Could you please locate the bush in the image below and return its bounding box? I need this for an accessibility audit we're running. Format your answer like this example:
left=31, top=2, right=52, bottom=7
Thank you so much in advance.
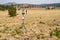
left=49, top=28, right=60, bottom=38
left=0, top=5, right=6, bottom=11
left=8, top=6, right=16, bottom=17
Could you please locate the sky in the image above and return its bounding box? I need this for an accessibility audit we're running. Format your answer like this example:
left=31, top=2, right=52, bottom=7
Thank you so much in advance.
left=0, top=0, right=60, bottom=4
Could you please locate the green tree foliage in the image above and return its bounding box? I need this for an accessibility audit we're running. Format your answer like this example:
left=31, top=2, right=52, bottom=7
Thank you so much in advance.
left=0, top=5, right=6, bottom=11
left=8, top=6, right=16, bottom=17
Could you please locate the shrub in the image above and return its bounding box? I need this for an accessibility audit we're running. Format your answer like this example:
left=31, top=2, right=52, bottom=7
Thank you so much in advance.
left=8, top=6, right=16, bottom=17
left=0, top=7, right=5, bottom=11
left=0, top=5, right=6, bottom=11
left=49, top=28, right=60, bottom=38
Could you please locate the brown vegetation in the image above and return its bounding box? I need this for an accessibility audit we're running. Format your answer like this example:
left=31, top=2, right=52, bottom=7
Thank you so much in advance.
left=0, top=9, right=60, bottom=40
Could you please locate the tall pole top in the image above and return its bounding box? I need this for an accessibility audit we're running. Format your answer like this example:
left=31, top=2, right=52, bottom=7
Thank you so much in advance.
left=22, top=8, right=25, bottom=15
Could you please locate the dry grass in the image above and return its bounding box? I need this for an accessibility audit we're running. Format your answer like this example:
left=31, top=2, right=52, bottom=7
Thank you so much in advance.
left=0, top=9, right=60, bottom=40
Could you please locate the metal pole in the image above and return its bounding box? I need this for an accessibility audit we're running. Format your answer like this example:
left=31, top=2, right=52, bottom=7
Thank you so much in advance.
left=21, top=9, right=25, bottom=28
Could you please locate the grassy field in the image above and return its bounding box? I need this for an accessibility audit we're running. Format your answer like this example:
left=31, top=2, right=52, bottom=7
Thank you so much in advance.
left=0, top=9, right=60, bottom=40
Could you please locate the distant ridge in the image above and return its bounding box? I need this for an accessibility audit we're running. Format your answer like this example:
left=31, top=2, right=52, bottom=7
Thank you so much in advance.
left=15, top=3, right=60, bottom=8
left=41, top=3, right=60, bottom=7
left=3, top=2, right=17, bottom=5
left=15, top=3, right=60, bottom=6
left=1, top=2, right=60, bottom=7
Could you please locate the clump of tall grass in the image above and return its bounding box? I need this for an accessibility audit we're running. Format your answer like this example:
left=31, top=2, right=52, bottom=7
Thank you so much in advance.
left=47, top=19, right=60, bottom=27
left=38, top=19, right=46, bottom=24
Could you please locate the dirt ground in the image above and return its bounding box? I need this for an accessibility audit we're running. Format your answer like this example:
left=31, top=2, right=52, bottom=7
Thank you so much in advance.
left=0, top=9, right=60, bottom=40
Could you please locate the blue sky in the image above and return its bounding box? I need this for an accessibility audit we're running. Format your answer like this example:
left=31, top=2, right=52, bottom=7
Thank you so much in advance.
left=0, top=0, right=60, bottom=4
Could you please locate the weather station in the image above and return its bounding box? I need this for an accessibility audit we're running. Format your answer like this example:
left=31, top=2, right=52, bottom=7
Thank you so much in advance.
left=20, top=8, right=27, bottom=34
